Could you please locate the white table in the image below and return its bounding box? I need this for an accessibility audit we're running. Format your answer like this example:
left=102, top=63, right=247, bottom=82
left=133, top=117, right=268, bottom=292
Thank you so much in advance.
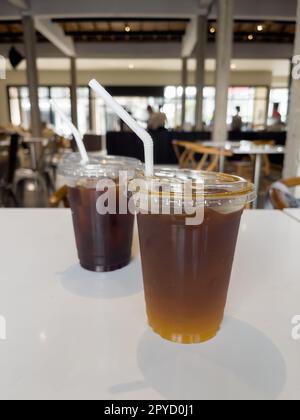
left=199, top=141, right=285, bottom=209
left=0, top=209, right=300, bottom=400
left=284, top=209, right=300, bottom=223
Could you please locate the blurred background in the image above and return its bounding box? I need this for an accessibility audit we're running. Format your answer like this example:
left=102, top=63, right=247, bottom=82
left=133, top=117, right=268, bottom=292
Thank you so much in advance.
left=0, top=0, right=299, bottom=209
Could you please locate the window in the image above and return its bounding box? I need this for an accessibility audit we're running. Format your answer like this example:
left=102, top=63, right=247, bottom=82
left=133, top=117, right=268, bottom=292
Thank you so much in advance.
left=253, top=87, right=269, bottom=129
left=19, top=87, right=30, bottom=130
left=8, top=84, right=271, bottom=133
left=77, top=87, right=90, bottom=135
left=8, top=86, right=164, bottom=135
left=183, top=86, right=216, bottom=128
left=203, top=87, right=215, bottom=127
left=228, top=87, right=255, bottom=126
left=50, top=87, right=72, bottom=135
left=8, top=85, right=91, bottom=136
left=91, top=94, right=163, bottom=133
left=39, top=87, right=51, bottom=126
left=163, top=85, right=269, bottom=130
left=227, top=87, right=268, bottom=130
left=268, top=88, right=289, bottom=124
left=163, top=86, right=183, bottom=129
left=8, top=87, right=21, bottom=127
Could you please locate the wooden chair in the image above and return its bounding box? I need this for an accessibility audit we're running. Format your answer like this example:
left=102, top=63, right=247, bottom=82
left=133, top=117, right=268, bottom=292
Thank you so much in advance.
left=173, top=140, right=232, bottom=171
left=229, top=140, right=276, bottom=182
left=269, top=177, right=300, bottom=210
left=173, top=140, right=194, bottom=168
left=48, top=185, right=69, bottom=208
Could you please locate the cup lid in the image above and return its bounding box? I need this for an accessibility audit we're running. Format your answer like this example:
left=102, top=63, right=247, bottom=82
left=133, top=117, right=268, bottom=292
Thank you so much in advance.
left=139, top=168, right=256, bottom=204
left=58, top=153, right=143, bottom=179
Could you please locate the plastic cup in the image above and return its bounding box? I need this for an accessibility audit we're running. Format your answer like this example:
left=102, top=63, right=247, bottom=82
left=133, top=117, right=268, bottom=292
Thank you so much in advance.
left=59, top=153, right=142, bottom=272
left=136, top=169, right=255, bottom=344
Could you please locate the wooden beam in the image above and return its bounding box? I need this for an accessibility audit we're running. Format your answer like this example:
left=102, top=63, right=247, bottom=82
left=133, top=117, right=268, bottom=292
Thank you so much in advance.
left=34, top=18, right=76, bottom=57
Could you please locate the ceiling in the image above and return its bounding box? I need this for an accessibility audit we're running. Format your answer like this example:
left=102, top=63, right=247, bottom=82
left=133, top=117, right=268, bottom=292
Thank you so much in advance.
left=0, top=18, right=296, bottom=45
left=0, top=18, right=189, bottom=43
left=0, top=0, right=297, bottom=21
left=7, top=58, right=290, bottom=77
left=56, top=18, right=188, bottom=43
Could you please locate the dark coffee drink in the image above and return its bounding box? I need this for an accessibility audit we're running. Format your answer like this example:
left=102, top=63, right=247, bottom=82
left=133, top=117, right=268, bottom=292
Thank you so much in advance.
left=58, top=153, right=141, bottom=272
left=69, top=185, right=134, bottom=272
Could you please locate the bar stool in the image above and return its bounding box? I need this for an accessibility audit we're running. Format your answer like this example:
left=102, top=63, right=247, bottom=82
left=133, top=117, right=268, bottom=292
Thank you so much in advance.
left=13, top=138, right=49, bottom=207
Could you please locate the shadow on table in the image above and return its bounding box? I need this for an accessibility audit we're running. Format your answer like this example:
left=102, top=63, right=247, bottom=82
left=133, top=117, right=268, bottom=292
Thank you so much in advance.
left=110, top=317, right=287, bottom=400
left=59, top=257, right=143, bottom=300
left=59, top=233, right=143, bottom=299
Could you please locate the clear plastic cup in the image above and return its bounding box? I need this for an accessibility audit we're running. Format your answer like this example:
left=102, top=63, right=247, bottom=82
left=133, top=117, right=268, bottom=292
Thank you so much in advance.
left=59, top=153, right=142, bottom=272
left=136, top=169, right=255, bottom=344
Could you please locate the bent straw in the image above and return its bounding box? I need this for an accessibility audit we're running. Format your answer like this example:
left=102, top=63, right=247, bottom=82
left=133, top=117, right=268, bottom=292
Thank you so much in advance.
left=51, top=100, right=89, bottom=164
left=89, top=79, right=154, bottom=177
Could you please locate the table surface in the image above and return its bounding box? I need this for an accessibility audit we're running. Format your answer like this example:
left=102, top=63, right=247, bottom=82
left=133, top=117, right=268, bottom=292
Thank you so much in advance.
left=0, top=209, right=300, bottom=401
left=283, top=208, right=300, bottom=222
left=200, top=141, right=285, bottom=155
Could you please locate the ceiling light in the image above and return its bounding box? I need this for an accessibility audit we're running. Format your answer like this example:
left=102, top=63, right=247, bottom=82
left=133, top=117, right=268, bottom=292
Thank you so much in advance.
left=210, top=27, right=216, bottom=34
left=248, top=34, right=254, bottom=41
left=257, top=25, right=264, bottom=32
left=125, top=25, right=131, bottom=32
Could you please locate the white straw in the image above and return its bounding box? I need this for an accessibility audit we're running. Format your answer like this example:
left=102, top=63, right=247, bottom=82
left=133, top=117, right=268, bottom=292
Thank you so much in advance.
left=51, top=100, right=89, bottom=164
left=89, top=79, right=154, bottom=177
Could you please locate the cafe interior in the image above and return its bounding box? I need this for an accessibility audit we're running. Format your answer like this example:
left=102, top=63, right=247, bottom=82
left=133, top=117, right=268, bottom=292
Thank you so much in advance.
left=0, top=0, right=300, bottom=401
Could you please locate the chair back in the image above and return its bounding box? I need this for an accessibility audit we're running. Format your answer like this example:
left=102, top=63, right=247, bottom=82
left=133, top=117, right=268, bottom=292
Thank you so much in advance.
left=172, top=140, right=192, bottom=168
left=48, top=185, right=69, bottom=208
left=173, top=140, right=232, bottom=171
left=269, top=177, right=300, bottom=210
